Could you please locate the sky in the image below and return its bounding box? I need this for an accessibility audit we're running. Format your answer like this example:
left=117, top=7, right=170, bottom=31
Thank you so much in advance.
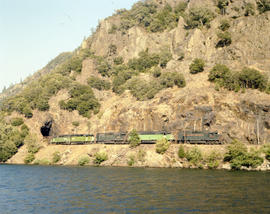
left=0, top=0, right=138, bottom=91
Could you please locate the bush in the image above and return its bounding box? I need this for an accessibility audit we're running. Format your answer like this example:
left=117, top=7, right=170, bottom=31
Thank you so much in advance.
left=257, top=0, right=270, bottom=13
left=185, top=7, right=215, bottom=29
left=25, top=134, right=40, bottom=154
left=88, top=76, right=111, bottom=90
left=219, top=19, right=230, bottom=31
left=152, top=67, right=161, bottom=78
left=245, top=3, right=255, bottom=16
left=185, top=147, right=203, bottom=165
left=78, top=156, right=90, bottom=166
left=34, top=159, right=50, bottom=165
left=159, top=49, right=172, bottom=68
left=129, top=129, right=141, bottom=148
left=178, top=145, right=185, bottom=158
left=149, top=4, right=178, bottom=32
left=156, top=138, right=170, bottom=154
left=189, top=58, right=205, bottom=74
left=206, top=151, right=221, bottom=169
left=128, top=51, right=160, bottom=72
left=262, top=144, right=270, bottom=161
left=137, top=149, right=146, bottom=162
left=159, top=72, right=186, bottom=88
left=217, top=0, right=229, bottom=15
left=113, top=57, right=124, bottom=65
left=216, top=31, right=232, bottom=47
left=24, top=153, right=35, bottom=164
left=59, top=84, right=100, bottom=118
left=224, top=140, right=263, bottom=170
left=238, top=68, right=267, bottom=91
left=127, top=78, right=161, bottom=100
left=10, top=118, right=24, bottom=126
left=93, top=152, right=108, bottom=165
left=174, top=2, right=188, bottom=17
left=52, top=151, right=61, bottom=163
left=127, top=155, right=135, bottom=166
left=108, top=44, right=117, bottom=56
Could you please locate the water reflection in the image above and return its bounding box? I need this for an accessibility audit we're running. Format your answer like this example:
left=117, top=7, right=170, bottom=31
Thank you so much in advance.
left=0, top=165, right=269, bottom=214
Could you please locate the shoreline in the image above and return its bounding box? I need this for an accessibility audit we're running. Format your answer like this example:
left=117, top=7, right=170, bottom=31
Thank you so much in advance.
left=5, top=144, right=270, bottom=171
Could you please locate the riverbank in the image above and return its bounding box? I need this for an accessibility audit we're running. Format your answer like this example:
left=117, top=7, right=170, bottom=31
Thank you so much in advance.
left=6, top=143, right=270, bottom=171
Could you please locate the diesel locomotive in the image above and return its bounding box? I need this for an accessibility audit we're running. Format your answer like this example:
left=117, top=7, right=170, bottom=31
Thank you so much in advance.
left=50, top=130, right=221, bottom=145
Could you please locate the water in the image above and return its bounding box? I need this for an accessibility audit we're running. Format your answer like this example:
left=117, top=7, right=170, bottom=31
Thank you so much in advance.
left=0, top=165, right=269, bottom=214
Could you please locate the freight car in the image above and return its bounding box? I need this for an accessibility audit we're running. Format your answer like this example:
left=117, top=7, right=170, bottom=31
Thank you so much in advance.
left=177, top=131, right=220, bottom=144
left=51, top=134, right=94, bottom=145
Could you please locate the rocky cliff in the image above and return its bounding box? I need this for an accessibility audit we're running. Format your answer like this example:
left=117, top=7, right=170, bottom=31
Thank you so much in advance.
left=1, top=0, right=270, bottom=164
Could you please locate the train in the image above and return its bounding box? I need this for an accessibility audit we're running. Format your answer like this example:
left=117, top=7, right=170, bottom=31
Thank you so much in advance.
left=50, top=130, right=221, bottom=145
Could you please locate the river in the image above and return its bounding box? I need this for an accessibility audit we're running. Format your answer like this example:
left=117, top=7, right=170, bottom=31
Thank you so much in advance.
left=0, top=165, right=269, bottom=214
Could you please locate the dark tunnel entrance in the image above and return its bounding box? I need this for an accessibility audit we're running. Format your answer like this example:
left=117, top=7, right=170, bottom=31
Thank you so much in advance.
left=40, top=120, right=53, bottom=137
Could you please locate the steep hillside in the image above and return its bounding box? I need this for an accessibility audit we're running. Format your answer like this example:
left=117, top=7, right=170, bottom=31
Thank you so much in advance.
left=1, top=0, right=270, bottom=166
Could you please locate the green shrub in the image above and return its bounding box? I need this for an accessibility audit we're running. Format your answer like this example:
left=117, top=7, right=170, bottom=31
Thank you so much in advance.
left=108, top=44, right=117, bottom=56
left=113, top=57, right=124, bottom=65
left=216, top=31, right=232, bottom=47
left=93, top=152, right=108, bottom=165
left=149, top=4, right=178, bottom=32
left=174, top=2, right=188, bottom=17
left=178, top=145, right=185, bottom=158
left=129, top=129, right=141, bottom=148
left=119, top=2, right=157, bottom=31
left=127, top=155, right=135, bottom=166
left=262, top=144, right=270, bottom=161
left=224, top=140, right=263, bottom=170
left=156, top=138, right=170, bottom=154
left=0, top=140, right=18, bottom=162
left=189, top=58, right=205, bottom=74
left=152, top=67, right=162, bottom=78
left=78, top=156, right=90, bottom=166
left=10, top=118, right=24, bottom=126
left=34, top=159, right=50, bottom=165
left=25, top=134, right=40, bottom=154
left=24, top=153, right=35, bottom=164
left=238, top=68, right=267, bottom=91
left=206, top=151, right=221, bottom=169
left=159, top=49, right=172, bottom=68
left=217, top=0, right=229, bottom=15
left=72, top=121, right=80, bottom=127
left=137, top=149, right=146, bottom=162
left=22, top=106, right=33, bottom=118
left=159, top=72, right=186, bottom=88
left=185, top=147, right=203, bottom=165
left=52, top=151, right=61, bottom=163
left=257, top=0, right=270, bottom=13
left=88, top=76, right=111, bottom=90
left=208, top=64, right=231, bottom=82
left=109, top=24, right=118, bottom=34
left=128, top=51, right=160, bottom=72
left=127, top=77, right=161, bottom=100
left=59, top=84, right=100, bottom=118
left=219, top=19, right=230, bottom=31
left=185, top=7, right=215, bottom=29
left=245, top=3, right=255, bottom=16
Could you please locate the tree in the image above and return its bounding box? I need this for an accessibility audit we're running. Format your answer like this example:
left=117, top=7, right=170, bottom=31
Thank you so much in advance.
left=216, top=31, right=232, bottom=48
left=185, top=7, right=215, bottom=29
left=257, top=0, right=270, bottom=13
left=129, top=129, right=141, bottom=148
left=189, top=58, right=205, bottom=74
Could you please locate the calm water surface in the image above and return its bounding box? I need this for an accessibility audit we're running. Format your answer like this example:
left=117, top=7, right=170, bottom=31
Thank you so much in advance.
left=0, top=165, right=269, bottom=214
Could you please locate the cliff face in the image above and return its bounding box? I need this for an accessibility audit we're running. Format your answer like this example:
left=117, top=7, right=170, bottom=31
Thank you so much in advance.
left=2, top=0, right=270, bottom=164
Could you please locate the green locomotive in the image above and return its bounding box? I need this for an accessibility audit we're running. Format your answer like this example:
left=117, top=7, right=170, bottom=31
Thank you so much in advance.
left=51, top=134, right=94, bottom=145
